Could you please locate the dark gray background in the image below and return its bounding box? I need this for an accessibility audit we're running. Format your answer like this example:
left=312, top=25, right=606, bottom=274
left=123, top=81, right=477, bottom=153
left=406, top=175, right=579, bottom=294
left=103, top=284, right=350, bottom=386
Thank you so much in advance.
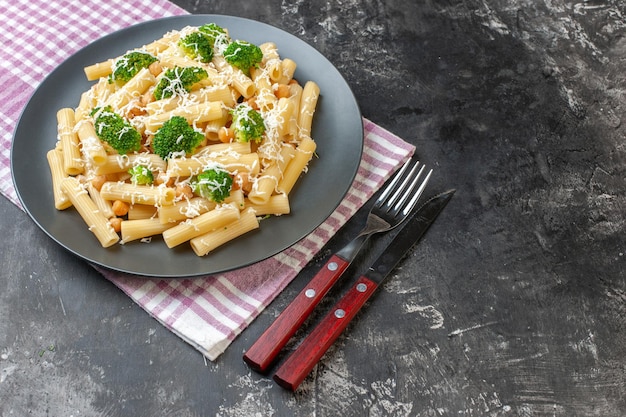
left=2, top=1, right=624, bottom=416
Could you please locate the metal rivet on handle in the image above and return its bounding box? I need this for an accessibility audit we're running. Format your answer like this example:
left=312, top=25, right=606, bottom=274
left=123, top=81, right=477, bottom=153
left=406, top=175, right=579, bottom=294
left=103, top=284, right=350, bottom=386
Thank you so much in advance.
left=356, top=283, right=368, bottom=293
left=305, top=289, right=316, bottom=298
left=334, top=309, right=346, bottom=319
left=327, top=262, right=338, bottom=271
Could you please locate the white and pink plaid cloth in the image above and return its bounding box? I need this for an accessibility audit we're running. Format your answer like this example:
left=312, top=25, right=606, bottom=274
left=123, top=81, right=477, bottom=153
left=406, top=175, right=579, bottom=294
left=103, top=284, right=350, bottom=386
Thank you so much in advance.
left=0, top=0, right=415, bottom=359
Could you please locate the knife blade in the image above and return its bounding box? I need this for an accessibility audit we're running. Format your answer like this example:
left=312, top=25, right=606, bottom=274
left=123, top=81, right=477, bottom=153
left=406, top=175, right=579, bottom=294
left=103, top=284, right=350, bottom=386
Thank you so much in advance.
left=272, top=188, right=455, bottom=391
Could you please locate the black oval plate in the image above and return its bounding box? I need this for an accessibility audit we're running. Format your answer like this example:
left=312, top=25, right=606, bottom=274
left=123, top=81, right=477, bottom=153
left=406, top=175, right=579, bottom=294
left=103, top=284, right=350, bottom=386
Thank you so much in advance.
left=11, top=15, right=363, bottom=278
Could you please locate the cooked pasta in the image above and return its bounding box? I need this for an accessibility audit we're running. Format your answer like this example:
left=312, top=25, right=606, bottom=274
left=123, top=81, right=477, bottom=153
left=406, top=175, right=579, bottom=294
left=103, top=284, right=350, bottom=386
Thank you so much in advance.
left=48, top=22, right=321, bottom=256
left=60, top=177, right=120, bottom=248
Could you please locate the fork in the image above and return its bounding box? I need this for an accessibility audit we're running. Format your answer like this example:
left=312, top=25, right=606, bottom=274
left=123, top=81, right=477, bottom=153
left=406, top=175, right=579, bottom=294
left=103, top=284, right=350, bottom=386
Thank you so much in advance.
left=243, top=158, right=432, bottom=372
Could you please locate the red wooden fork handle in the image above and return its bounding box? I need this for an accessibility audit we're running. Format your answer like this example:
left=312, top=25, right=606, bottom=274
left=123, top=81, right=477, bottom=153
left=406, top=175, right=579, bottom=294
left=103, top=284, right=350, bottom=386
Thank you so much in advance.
left=243, top=255, right=350, bottom=373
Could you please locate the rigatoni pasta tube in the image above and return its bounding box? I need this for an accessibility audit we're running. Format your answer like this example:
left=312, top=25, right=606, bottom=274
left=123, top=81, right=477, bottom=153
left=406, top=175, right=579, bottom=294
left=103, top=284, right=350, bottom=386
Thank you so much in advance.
left=244, top=194, right=290, bottom=216
left=92, top=77, right=117, bottom=103
left=230, top=69, right=256, bottom=99
left=105, top=67, right=156, bottom=109
left=285, top=83, right=303, bottom=141
left=60, top=177, right=119, bottom=247
left=266, top=60, right=283, bottom=83
left=56, top=108, right=84, bottom=175
left=272, top=97, right=295, bottom=139
left=214, top=56, right=256, bottom=98
left=162, top=204, right=240, bottom=248
left=46, top=149, right=72, bottom=210
left=93, top=153, right=167, bottom=176
left=146, top=85, right=236, bottom=115
left=166, top=152, right=261, bottom=177
left=225, top=189, right=245, bottom=211
left=248, top=164, right=280, bottom=205
left=75, top=91, right=96, bottom=121
left=158, top=56, right=219, bottom=82
left=144, top=31, right=181, bottom=55
left=157, top=191, right=243, bottom=224
left=76, top=79, right=115, bottom=119
left=84, top=59, right=114, bottom=81
left=251, top=68, right=277, bottom=112
left=144, top=101, right=223, bottom=132
left=76, top=120, right=107, bottom=166
left=248, top=145, right=295, bottom=205
left=204, top=110, right=229, bottom=141
left=190, top=208, right=259, bottom=256
left=155, top=53, right=196, bottom=69
left=297, top=81, right=320, bottom=139
left=259, top=42, right=280, bottom=62
left=279, top=58, right=297, bottom=84
left=127, top=204, right=158, bottom=220
left=87, top=183, right=114, bottom=219
left=196, top=84, right=237, bottom=107
left=100, top=182, right=176, bottom=206
left=120, top=218, right=174, bottom=243
left=278, top=137, right=316, bottom=195
left=158, top=197, right=215, bottom=224
left=196, top=141, right=251, bottom=156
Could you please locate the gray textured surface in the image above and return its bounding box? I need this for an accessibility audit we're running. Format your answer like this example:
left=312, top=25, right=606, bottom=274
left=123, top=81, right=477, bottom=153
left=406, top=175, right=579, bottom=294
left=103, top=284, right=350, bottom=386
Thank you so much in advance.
left=2, top=0, right=625, bottom=416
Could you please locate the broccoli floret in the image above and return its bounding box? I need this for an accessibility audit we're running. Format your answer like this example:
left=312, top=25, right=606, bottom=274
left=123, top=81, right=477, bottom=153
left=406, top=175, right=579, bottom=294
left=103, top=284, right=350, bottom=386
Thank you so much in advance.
left=91, top=106, right=142, bottom=155
left=191, top=166, right=233, bottom=203
left=152, top=116, right=205, bottom=159
left=178, top=31, right=214, bottom=63
left=109, top=51, right=157, bottom=84
left=198, top=23, right=230, bottom=52
left=198, top=23, right=230, bottom=55
left=128, top=165, right=154, bottom=185
left=230, top=103, right=266, bottom=143
left=223, top=40, right=263, bottom=75
left=199, top=23, right=227, bottom=38
left=153, top=66, right=208, bottom=100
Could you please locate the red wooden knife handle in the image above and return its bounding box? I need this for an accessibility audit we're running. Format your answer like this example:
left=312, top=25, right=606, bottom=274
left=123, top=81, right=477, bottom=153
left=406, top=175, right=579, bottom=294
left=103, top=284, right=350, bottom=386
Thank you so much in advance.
left=243, top=254, right=350, bottom=373
left=273, top=275, right=378, bottom=391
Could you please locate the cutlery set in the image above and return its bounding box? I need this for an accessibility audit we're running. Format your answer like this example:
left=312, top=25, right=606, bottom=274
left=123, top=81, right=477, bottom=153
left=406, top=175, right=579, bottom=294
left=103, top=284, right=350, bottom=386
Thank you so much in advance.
left=243, top=157, right=455, bottom=390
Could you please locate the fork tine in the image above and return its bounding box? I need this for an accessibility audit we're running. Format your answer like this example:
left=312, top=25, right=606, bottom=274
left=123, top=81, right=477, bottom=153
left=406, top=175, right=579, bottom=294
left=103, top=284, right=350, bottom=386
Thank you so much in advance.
left=390, top=164, right=425, bottom=212
left=375, top=158, right=413, bottom=205
left=385, top=161, right=422, bottom=210
left=374, top=157, right=433, bottom=220
left=400, top=168, right=432, bottom=215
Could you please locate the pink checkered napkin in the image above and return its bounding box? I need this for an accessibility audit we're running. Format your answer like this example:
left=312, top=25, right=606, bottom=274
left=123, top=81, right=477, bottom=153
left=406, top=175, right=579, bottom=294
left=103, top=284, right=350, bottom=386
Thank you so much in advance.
left=0, top=0, right=416, bottom=360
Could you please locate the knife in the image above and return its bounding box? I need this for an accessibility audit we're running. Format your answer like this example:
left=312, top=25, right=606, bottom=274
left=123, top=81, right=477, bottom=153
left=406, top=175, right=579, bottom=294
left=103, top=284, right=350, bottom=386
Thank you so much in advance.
left=243, top=159, right=430, bottom=373
left=272, top=189, right=455, bottom=391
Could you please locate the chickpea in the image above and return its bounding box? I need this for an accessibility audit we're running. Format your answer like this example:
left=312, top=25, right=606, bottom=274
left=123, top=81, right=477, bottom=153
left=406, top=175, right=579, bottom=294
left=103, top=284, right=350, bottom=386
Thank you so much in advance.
left=140, top=91, right=153, bottom=107
left=233, top=172, right=252, bottom=194
left=218, top=126, right=234, bottom=143
left=274, top=83, right=290, bottom=99
left=155, top=171, right=174, bottom=187
left=175, top=183, right=194, bottom=200
left=109, top=217, right=122, bottom=233
left=127, top=105, right=146, bottom=118
left=148, top=61, right=162, bottom=77
left=90, top=175, right=107, bottom=191
left=112, top=200, right=130, bottom=217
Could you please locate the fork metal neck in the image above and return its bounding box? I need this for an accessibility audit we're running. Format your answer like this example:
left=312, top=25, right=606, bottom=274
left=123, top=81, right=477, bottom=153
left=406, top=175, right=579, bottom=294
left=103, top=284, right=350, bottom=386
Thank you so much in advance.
left=336, top=215, right=390, bottom=262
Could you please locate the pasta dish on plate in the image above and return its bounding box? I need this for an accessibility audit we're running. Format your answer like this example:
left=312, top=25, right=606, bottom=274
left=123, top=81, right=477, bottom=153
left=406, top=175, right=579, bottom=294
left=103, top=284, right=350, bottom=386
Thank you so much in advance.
left=46, top=22, right=320, bottom=257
